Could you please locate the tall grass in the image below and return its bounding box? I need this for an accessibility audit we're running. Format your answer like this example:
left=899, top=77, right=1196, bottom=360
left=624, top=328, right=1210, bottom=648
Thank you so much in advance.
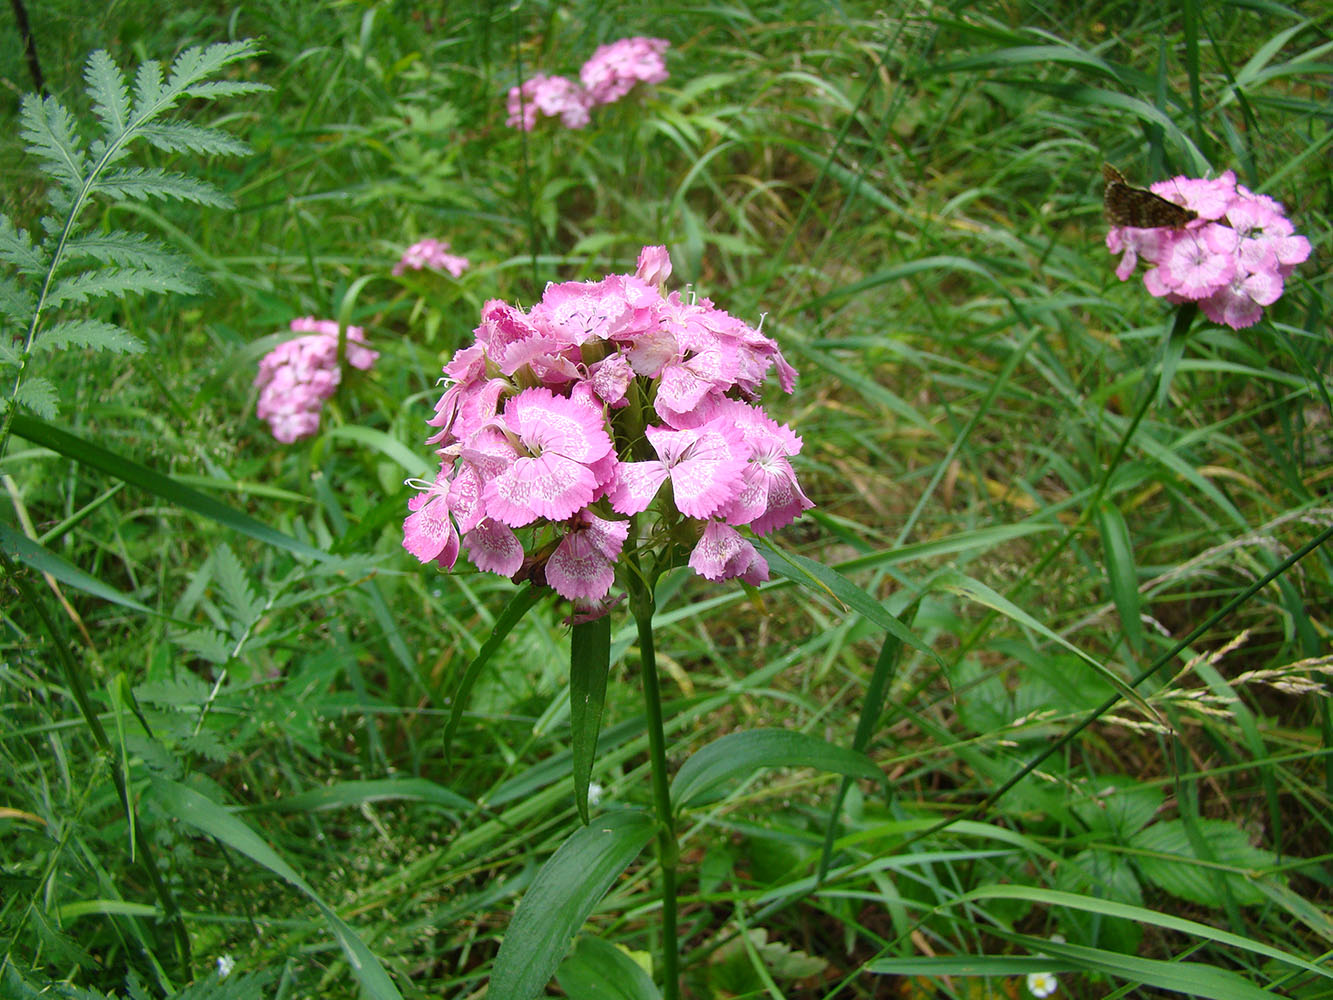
left=2, top=1, right=1330, bottom=998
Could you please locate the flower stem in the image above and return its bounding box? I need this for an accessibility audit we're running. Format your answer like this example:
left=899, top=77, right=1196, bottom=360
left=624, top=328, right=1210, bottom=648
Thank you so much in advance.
left=629, top=573, right=680, bottom=1000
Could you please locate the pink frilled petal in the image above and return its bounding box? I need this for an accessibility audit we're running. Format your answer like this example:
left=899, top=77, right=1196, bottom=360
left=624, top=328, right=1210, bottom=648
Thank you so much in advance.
left=1157, top=228, right=1235, bottom=299
left=1151, top=173, right=1234, bottom=220
left=608, top=460, right=669, bottom=515
left=545, top=513, right=629, bottom=601
left=688, top=522, right=770, bottom=584
left=402, top=468, right=461, bottom=567
left=507, top=387, right=614, bottom=465
left=646, top=419, right=751, bottom=519
left=464, top=519, right=524, bottom=576
left=589, top=353, right=634, bottom=406
left=1200, top=283, right=1264, bottom=330
left=529, top=277, right=634, bottom=346
left=449, top=462, right=485, bottom=533
left=636, top=245, right=672, bottom=287
left=484, top=453, right=599, bottom=526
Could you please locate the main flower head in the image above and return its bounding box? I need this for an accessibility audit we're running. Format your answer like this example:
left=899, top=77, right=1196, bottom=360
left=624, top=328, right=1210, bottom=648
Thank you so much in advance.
left=1107, top=170, right=1310, bottom=329
left=403, top=247, right=812, bottom=615
left=255, top=318, right=378, bottom=443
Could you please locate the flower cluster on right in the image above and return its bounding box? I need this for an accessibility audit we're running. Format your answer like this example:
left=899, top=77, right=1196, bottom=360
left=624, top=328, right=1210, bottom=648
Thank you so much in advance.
left=506, top=37, right=669, bottom=132
left=1107, top=171, right=1310, bottom=329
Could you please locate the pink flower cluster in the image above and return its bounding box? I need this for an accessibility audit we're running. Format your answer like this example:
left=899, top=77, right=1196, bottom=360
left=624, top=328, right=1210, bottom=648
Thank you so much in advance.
left=254, top=318, right=379, bottom=443
left=1107, top=171, right=1310, bottom=329
left=393, top=238, right=470, bottom=278
left=403, top=246, right=812, bottom=613
left=505, top=36, right=669, bottom=131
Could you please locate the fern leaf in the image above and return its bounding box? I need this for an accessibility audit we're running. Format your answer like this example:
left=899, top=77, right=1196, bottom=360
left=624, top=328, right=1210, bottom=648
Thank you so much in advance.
left=0, top=273, right=38, bottom=324
left=0, top=215, right=44, bottom=274
left=0, top=339, right=19, bottom=367
left=130, top=57, right=168, bottom=125
left=138, top=121, right=252, bottom=157
left=214, top=543, right=266, bottom=628
left=18, top=94, right=88, bottom=190
left=48, top=267, right=199, bottom=309
left=174, top=627, right=232, bottom=665
left=85, top=48, right=131, bottom=139
left=63, top=231, right=187, bottom=272
left=184, top=728, right=230, bottom=764
left=181, top=80, right=272, bottom=100
left=136, top=675, right=211, bottom=707
left=92, top=167, right=231, bottom=207
left=167, top=39, right=263, bottom=93
left=33, top=318, right=145, bottom=355
left=14, top=377, right=58, bottom=418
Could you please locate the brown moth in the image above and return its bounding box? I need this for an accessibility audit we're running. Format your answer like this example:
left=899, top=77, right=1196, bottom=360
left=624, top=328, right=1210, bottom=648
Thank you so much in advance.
left=1102, top=164, right=1198, bottom=229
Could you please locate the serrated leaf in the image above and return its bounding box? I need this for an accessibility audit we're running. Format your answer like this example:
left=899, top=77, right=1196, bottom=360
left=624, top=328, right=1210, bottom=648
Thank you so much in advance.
left=213, top=543, right=266, bottom=628
left=85, top=49, right=131, bottom=138
left=491, top=811, right=656, bottom=1000
left=137, top=121, right=253, bottom=157
left=0, top=272, right=38, bottom=323
left=19, top=93, right=88, bottom=188
left=671, top=728, right=883, bottom=810
left=34, top=318, right=144, bottom=355
left=13, top=377, right=59, bottom=418
left=1129, top=819, right=1276, bottom=907
left=136, top=676, right=212, bottom=708
left=183, top=729, right=230, bottom=763
left=0, top=339, right=20, bottom=366
left=92, top=166, right=231, bottom=207
left=0, top=215, right=43, bottom=273
left=63, top=230, right=186, bottom=271
left=131, top=58, right=167, bottom=122
left=174, top=627, right=233, bottom=665
left=48, top=266, right=198, bottom=308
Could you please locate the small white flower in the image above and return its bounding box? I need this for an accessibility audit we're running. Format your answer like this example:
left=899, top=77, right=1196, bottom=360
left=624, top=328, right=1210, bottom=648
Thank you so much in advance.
left=217, top=955, right=236, bottom=979
left=1026, top=971, right=1058, bottom=998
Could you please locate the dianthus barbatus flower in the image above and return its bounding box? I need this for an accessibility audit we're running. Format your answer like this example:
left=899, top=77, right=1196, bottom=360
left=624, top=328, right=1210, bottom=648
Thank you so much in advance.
left=254, top=318, right=378, bottom=443
left=1106, top=169, right=1309, bottom=329
left=403, top=247, right=811, bottom=617
left=579, top=37, right=670, bottom=106
left=393, top=238, right=470, bottom=278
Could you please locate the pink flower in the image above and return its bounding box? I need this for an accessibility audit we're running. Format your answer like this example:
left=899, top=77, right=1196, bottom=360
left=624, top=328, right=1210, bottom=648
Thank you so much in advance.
left=254, top=318, right=378, bottom=443
left=1108, top=170, right=1309, bottom=329
left=403, top=246, right=810, bottom=617
left=394, top=238, right=470, bottom=278
left=506, top=74, right=591, bottom=130
left=580, top=37, right=669, bottom=105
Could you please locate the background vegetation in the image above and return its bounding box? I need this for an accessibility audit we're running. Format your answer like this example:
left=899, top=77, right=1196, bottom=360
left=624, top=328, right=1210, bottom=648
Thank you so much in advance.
left=2, top=1, right=1330, bottom=998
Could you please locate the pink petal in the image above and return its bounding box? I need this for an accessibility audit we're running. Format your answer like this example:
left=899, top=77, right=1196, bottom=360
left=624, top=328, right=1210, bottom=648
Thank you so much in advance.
left=608, top=461, right=669, bottom=515
left=464, top=519, right=524, bottom=576
left=485, top=453, right=597, bottom=526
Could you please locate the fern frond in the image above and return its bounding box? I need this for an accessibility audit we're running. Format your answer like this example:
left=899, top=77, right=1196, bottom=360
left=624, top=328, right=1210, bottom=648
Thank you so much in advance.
left=33, top=318, right=145, bottom=356
left=174, top=627, right=232, bottom=665
left=13, top=377, right=58, bottom=418
left=85, top=48, right=131, bottom=140
left=0, top=216, right=44, bottom=274
left=18, top=94, right=88, bottom=191
left=130, top=57, right=168, bottom=125
left=167, top=39, right=263, bottom=93
left=215, top=543, right=266, bottom=628
left=48, top=267, right=199, bottom=309
left=0, top=339, right=19, bottom=367
left=138, top=122, right=253, bottom=157
left=180, top=80, right=272, bottom=100
left=92, top=167, right=231, bottom=207
left=63, top=231, right=187, bottom=272
left=0, top=274, right=38, bottom=324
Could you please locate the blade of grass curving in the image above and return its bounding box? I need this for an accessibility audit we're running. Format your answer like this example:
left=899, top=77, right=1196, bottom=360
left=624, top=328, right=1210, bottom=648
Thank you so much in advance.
left=244, top=777, right=472, bottom=814
left=149, top=777, right=403, bottom=1000
left=1095, top=500, right=1144, bottom=659
left=444, top=582, right=545, bottom=764
left=490, top=809, right=655, bottom=1000
left=11, top=412, right=327, bottom=560
left=671, top=728, right=883, bottom=812
left=0, top=519, right=151, bottom=613
left=570, top=614, right=612, bottom=825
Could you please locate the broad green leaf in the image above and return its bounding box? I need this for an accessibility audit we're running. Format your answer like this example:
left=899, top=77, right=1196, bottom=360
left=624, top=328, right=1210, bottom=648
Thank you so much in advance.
left=0, top=519, right=152, bottom=613
left=324, top=424, right=427, bottom=474
left=149, top=778, right=403, bottom=1000
left=1129, top=819, right=1276, bottom=907
left=1095, top=500, right=1144, bottom=657
left=10, top=412, right=327, bottom=561
left=672, top=729, right=882, bottom=811
left=490, top=810, right=655, bottom=1000
left=571, top=614, right=612, bottom=825
left=556, top=935, right=661, bottom=1000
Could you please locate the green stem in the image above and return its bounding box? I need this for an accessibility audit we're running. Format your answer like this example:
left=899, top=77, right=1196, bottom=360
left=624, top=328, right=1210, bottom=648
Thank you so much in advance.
left=629, top=572, right=680, bottom=1000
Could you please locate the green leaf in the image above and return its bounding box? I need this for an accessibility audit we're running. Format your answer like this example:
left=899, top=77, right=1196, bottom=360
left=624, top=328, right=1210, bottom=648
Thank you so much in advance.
left=444, top=583, right=545, bottom=762
left=1129, top=819, right=1276, bottom=907
left=48, top=266, right=198, bottom=308
left=86, top=48, right=130, bottom=139
left=490, top=810, right=655, bottom=1000
left=251, top=777, right=472, bottom=814
left=12, top=377, right=58, bottom=418
left=149, top=778, right=404, bottom=1000
left=93, top=166, right=230, bottom=207
left=324, top=424, right=429, bottom=475
left=672, top=728, right=882, bottom=811
left=32, top=318, right=145, bottom=355
left=556, top=935, right=661, bottom=1000
left=1095, top=500, right=1144, bottom=657
left=10, top=412, right=328, bottom=561
left=571, top=614, right=612, bottom=825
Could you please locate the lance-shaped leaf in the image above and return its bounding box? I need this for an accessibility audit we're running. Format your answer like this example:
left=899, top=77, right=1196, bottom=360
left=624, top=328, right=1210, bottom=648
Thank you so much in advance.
left=571, top=614, right=612, bottom=824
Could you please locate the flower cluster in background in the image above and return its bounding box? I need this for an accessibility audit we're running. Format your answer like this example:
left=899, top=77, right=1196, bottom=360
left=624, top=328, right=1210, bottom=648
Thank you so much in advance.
left=255, top=317, right=379, bottom=443
left=393, top=238, right=470, bottom=278
left=1107, top=171, right=1310, bottom=329
left=505, top=36, right=669, bottom=131
left=403, top=246, right=812, bottom=615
